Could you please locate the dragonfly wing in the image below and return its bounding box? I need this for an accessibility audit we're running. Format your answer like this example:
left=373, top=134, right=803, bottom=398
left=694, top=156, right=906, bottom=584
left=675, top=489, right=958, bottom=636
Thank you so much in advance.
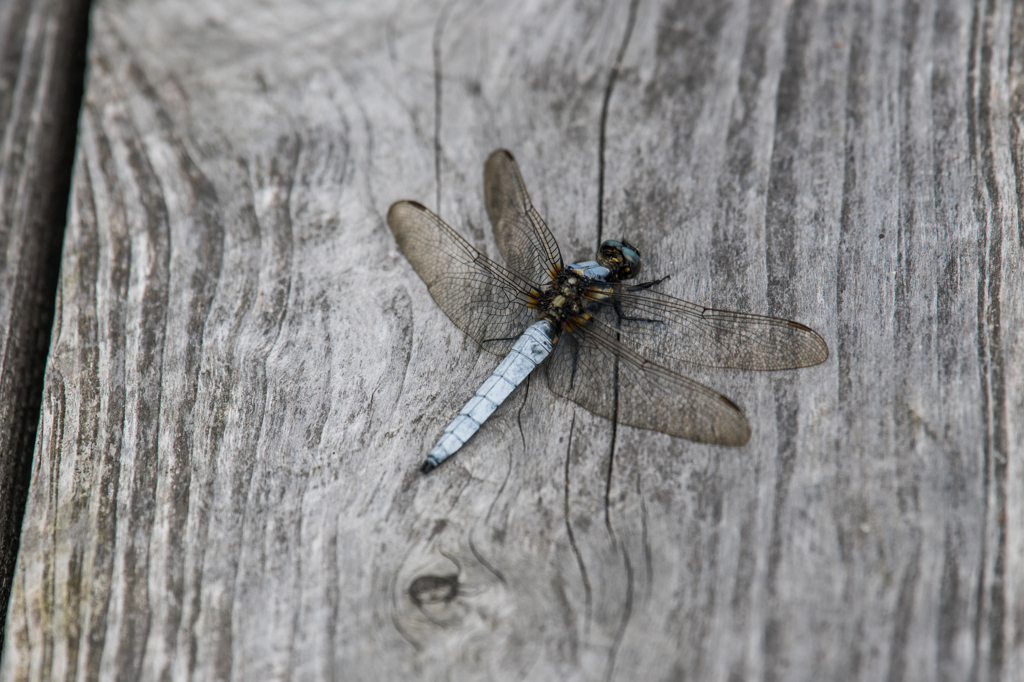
left=484, top=149, right=564, bottom=284
left=387, top=200, right=538, bottom=357
left=605, top=288, right=829, bottom=370
left=545, top=317, right=751, bottom=445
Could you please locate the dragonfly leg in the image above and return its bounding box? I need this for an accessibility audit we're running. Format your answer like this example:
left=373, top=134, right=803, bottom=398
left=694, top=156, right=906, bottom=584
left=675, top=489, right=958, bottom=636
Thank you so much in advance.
left=612, top=300, right=665, bottom=325
left=625, top=274, right=670, bottom=292
left=613, top=275, right=671, bottom=324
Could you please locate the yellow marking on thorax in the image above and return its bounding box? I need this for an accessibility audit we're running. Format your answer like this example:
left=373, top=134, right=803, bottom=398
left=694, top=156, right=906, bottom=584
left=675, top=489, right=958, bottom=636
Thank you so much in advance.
left=585, top=283, right=614, bottom=301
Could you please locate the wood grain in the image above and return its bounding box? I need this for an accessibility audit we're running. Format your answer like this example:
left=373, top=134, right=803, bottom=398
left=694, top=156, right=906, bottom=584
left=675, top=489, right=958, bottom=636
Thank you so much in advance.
left=0, top=0, right=90, bottom=655
left=2, top=0, right=1023, bottom=679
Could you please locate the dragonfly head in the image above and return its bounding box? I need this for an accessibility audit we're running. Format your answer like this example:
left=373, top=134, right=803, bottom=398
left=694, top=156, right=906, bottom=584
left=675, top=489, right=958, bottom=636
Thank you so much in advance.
left=598, top=239, right=642, bottom=281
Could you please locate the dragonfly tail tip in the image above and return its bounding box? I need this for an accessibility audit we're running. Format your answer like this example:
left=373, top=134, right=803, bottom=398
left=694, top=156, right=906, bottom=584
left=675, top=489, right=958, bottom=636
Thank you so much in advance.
left=420, top=459, right=437, bottom=474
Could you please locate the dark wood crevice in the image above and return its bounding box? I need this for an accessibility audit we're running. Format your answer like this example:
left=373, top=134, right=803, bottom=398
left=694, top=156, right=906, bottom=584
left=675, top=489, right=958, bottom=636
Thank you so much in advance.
left=0, top=0, right=92, bottom=653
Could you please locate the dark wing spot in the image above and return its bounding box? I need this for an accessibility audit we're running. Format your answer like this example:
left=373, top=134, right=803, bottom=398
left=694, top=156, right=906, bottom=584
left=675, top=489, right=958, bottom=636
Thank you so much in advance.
left=719, top=395, right=742, bottom=411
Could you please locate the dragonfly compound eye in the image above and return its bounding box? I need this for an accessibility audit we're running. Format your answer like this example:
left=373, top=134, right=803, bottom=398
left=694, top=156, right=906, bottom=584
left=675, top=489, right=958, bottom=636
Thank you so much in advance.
left=599, top=239, right=642, bottom=279
left=620, top=241, right=642, bottom=278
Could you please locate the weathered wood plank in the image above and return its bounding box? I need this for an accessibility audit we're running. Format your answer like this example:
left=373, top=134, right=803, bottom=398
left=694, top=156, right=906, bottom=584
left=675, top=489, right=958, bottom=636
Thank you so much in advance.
left=0, top=0, right=90, bottom=655
left=3, top=0, right=1023, bottom=680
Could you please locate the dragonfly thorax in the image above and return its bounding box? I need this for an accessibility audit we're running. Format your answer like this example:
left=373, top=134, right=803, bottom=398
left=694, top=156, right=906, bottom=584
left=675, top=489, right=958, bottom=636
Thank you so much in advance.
left=535, top=263, right=614, bottom=335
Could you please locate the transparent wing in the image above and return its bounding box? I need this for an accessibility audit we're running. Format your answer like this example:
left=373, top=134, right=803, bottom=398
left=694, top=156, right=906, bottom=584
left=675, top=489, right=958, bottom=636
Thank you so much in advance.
left=602, top=287, right=829, bottom=370
left=545, top=317, right=751, bottom=445
left=387, top=200, right=538, bottom=357
left=484, top=149, right=563, bottom=283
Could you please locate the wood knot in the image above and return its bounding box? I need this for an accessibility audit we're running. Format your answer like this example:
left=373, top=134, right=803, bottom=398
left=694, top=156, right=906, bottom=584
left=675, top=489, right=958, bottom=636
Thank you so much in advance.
left=408, top=574, right=458, bottom=609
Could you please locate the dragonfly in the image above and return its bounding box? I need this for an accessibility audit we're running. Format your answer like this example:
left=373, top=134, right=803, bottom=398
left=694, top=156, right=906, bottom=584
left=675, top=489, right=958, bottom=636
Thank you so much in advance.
left=387, top=149, right=828, bottom=473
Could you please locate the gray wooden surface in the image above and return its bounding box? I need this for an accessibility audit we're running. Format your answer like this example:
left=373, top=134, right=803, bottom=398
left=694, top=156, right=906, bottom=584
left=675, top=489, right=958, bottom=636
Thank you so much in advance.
left=0, top=0, right=89, bottom=654
left=2, top=0, right=1023, bottom=680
